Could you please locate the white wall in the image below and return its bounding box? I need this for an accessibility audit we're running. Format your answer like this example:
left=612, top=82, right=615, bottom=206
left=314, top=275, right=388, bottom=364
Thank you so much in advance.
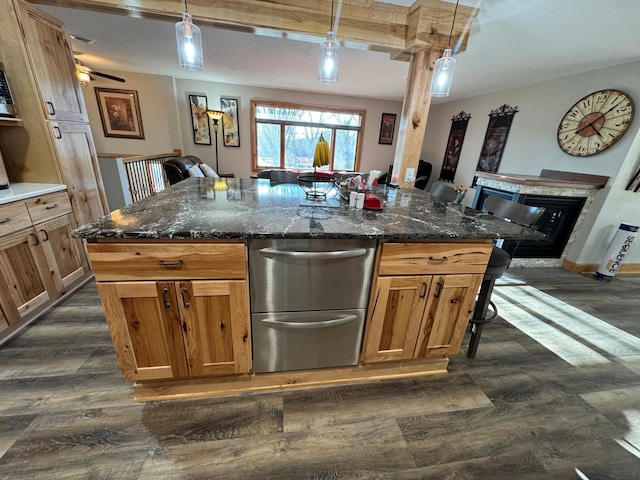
left=82, top=71, right=182, bottom=155
left=173, top=79, right=402, bottom=179
left=422, top=60, right=640, bottom=265
left=84, top=72, right=402, bottom=180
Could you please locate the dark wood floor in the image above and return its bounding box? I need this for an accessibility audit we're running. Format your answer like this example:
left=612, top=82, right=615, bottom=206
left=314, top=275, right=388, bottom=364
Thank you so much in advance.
left=1, top=268, right=639, bottom=479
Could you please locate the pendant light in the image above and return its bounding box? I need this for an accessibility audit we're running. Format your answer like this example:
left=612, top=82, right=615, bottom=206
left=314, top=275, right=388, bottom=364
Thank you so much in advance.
left=318, top=0, right=342, bottom=84
left=176, top=0, right=204, bottom=71
left=429, top=0, right=460, bottom=97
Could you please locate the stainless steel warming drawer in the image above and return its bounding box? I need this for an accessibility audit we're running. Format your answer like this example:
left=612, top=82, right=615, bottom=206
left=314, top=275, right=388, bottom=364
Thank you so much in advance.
left=248, top=238, right=377, bottom=373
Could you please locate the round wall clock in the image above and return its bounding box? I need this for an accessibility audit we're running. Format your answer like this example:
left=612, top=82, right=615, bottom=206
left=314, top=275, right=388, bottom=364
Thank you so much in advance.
left=557, top=89, right=634, bottom=156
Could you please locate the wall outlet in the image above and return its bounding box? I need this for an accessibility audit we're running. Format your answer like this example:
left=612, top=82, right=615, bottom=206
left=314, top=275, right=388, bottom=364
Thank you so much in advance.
left=404, top=168, right=415, bottom=182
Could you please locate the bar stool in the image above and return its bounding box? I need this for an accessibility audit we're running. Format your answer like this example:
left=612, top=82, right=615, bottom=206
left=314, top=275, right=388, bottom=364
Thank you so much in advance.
left=467, top=195, right=545, bottom=358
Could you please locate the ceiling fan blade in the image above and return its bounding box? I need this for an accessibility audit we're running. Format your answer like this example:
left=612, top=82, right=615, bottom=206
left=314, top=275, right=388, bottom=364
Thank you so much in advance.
left=89, top=70, right=126, bottom=83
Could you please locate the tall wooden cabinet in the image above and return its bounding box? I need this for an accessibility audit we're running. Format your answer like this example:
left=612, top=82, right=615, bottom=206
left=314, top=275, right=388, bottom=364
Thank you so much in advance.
left=0, top=0, right=107, bottom=227
left=362, top=242, right=492, bottom=363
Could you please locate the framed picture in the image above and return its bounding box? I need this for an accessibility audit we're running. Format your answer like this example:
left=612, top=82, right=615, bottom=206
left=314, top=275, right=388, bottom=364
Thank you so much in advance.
left=94, top=88, right=144, bottom=139
left=378, top=113, right=396, bottom=145
left=188, top=94, right=211, bottom=145
left=220, top=97, right=240, bottom=147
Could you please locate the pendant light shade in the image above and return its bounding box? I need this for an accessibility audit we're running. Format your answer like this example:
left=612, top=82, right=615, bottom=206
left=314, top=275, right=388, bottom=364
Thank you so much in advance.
left=318, top=31, right=339, bottom=84
left=429, top=48, right=456, bottom=97
left=176, top=7, right=203, bottom=71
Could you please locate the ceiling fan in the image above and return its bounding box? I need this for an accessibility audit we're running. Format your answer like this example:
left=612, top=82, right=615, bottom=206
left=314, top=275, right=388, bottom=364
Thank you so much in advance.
left=74, top=58, right=126, bottom=85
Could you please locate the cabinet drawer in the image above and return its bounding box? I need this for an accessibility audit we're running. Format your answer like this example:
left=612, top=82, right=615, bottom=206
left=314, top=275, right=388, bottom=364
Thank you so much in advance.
left=378, top=242, right=492, bottom=275
left=88, top=243, right=247, bottom=281
left=0, top=202, right=31, bottom=237
left=26, top=192, right=72, bottom=224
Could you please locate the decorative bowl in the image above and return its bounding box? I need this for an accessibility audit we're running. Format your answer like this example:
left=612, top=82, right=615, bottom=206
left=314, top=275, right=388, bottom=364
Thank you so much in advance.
left=297, top=174, right=336, bottom=199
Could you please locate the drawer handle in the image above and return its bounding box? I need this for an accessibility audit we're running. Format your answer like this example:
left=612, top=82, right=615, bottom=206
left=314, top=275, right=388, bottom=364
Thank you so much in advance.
left=157, top=259, right=184, bottom=267
left=46, top=101, right=55, bottom=115
left=259, top=248, right=368, bottom=260
left=261, top=314, right=358, bottom=330
left=0, top=217, right=12, bottom=224
left=428, top=256, right=448, bottom=264
left=45, top=204, right=60, bottom=210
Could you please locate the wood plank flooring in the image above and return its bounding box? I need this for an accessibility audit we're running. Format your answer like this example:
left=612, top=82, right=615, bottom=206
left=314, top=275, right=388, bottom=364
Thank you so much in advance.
left=0, top=268, right=639, bottom=479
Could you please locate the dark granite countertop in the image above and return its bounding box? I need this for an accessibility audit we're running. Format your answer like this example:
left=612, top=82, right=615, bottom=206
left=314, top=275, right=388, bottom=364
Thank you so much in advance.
left=73, top=178, right=544, bottom=241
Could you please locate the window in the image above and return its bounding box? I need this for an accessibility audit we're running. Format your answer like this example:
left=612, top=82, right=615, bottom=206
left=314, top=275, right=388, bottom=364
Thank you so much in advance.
left=251, top=100, right=365, bottom=172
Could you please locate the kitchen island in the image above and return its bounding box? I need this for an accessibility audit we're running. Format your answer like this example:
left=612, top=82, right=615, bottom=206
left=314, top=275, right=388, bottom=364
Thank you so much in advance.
left=74, top=178, right=542, bottom=401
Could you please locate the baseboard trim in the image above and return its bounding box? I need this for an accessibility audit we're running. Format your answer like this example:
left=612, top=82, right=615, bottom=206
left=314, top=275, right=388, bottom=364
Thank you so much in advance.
left=133, top=358, right=450, bottom=402
left=562, top=259, right=640, bottom=274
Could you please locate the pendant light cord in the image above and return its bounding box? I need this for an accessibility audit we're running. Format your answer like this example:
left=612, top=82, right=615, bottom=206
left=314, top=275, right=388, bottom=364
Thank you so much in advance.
left=331, top=0, right=343, bottom=34
left=448, top=0, right=460, bottom=47
left=183, top=0, right=188, bottom=12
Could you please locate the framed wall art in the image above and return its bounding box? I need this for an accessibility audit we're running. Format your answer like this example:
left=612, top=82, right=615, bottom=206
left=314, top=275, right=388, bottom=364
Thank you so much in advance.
left=220, top=97, right=240, bottom=147
left=439, top=111, right=471, bottom=183
left=94, top=88, right=144, bottom=139
left=378, top=113, right=396, bottom=145
left=189, top=94, right=211, bottom=145
left=473, top=104, right=519, bottom=186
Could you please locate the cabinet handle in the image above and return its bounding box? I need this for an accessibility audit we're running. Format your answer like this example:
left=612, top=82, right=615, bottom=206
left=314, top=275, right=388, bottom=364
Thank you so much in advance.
left=45, top=204, right=59, bottom=210
left=39, top=229, right=49, bottom=241
left=419, top=282, right=427, bottom=298
left=157, top=259, right=183, bottom=267
left=434, top=280, right=443, bottom=299
left=46, top=101, right=55, bottom=115
left=53, top=126, right=62, bottom=139
left=0, top=217, right=11, bottom=224
left=450, top=298, right=458, bottom=304
left=428, top=256, right=448, bottom=264
left=162, top=288, right=170, bottom=309
left=181, top=288, right=190, bottom=308
left=29, top=233, right=39, bottom=246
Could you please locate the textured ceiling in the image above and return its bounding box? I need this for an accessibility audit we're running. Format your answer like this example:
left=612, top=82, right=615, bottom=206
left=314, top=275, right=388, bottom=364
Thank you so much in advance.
left=40, top=0, right=640, bottom=103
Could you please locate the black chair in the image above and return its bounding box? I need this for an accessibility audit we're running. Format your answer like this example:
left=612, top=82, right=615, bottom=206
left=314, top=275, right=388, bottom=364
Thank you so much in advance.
left=467, top=195, right=545, bottom=358
left=414, top=160, right=432, bottom=190
left=430, top=181, right=466, bottom=204
left=162, top=156, right=204, bottom=185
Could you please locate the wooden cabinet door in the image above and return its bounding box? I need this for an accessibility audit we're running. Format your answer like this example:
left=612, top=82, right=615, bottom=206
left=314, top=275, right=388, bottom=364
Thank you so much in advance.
left=178, top=280, right=251, bottom=376
left=0, top=228, right=53, bottom=324
left=19, top=2, right=88, bottom=122
left=96, top=282, right=189, bottom=381
left=362, top=275, right=431, bottom=363
left=37, top=214, right=86, bottom=292
left=50, top=121, right=108, bottom=226
left=415, top=274, right=482, bottom=358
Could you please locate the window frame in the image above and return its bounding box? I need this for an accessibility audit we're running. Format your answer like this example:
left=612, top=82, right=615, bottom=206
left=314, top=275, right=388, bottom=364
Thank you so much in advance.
left=250, top=99, right=366, bottom=172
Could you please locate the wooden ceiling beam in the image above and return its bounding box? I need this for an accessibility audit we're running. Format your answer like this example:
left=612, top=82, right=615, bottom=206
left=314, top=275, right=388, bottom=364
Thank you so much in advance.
left=27, top=0, right=477, bottom=58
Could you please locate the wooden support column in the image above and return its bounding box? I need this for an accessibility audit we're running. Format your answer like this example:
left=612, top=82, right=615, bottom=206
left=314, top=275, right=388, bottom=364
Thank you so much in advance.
left=391, top=48, right=440, bottom=187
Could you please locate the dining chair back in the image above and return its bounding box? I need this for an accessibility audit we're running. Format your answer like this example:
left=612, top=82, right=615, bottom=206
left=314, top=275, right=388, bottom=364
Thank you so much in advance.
left=483, top=195, right=545, bottom=227
left=431, top=181, right=466, bottom=204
